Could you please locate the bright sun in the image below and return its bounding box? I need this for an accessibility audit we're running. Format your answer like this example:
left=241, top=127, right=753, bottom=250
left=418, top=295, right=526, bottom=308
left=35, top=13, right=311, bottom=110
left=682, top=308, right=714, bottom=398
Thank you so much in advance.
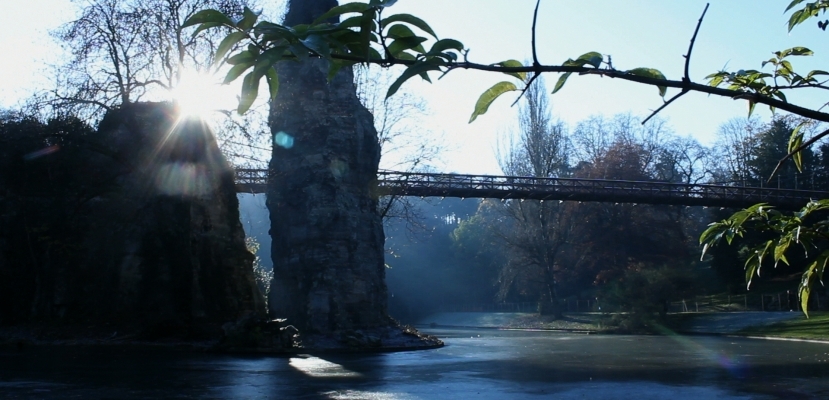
left=170, top=69, right=229, bottom=120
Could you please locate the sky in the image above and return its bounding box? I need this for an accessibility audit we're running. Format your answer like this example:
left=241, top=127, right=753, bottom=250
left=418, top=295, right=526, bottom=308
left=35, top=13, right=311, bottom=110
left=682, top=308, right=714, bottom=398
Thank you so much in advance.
left=1, top=0, right=826, bottom=175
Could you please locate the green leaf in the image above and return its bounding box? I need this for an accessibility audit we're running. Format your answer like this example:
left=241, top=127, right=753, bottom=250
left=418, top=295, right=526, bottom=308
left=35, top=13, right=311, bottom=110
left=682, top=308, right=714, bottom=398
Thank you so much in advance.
left=387, top=36, right=427, bottom=57
left=237, top=7, right=260, bottom=30
left=788, top=9, right=814, bottom=31
left=748, top=101, right=757, bottom=118
left=289, top=42, right=309, bottom=62
left=427, top=39, right=464, bottom=57
left=326, top=59, right=350, bottom=81
left=699, top=222, right=724, bottom=245
left=190, top=21, right=224, bottom=38
left=182, top=9, right=234, bottom=29
left=300, top=35, right=331, bottom=58
left=493, top=60, right=526, bottom=81
left=575, top=51, right=603, bottom=68
left=789, top=124, right=805, bottom=172
left=626, top=68, right=668, bottom=97
left=469, top=81, right=517, bottom=123
left=774, top=240, right=791, bottom=267
left=381, top=13, right=438, bottom=38
left=386, top=61, right=442, bottom=99
left=223, top=62, right=253, bottom=84
left=386, top=24, right=419, bottom=40
left=758, top=240, right=775, bottom=267
left=226, top=50, right=256, bottom=65
left=745, top=253, right=759, bottom=290
left=798, top=251, right=829, bottom=317
left=214, top=31, right=249, bottom=66
left=313, top=2, right=371, bottom=24
left=786, top=0, right=805, bottom=12
left=238, top=71, right=260, bottom=114
left=789, top=46, right=814, bottom=56
left=394, top=51, right=417, bottom=61
left=552, top=72, right=572, bottom=94
left=806, top=69, right=829, bottom=79
left=264, top=67, right=279, bottom=102
left=377, top=0, right=399, bottom=8
left=359, top=10, right=376, bottom=61
left=800, top=271, right=812, bottom=317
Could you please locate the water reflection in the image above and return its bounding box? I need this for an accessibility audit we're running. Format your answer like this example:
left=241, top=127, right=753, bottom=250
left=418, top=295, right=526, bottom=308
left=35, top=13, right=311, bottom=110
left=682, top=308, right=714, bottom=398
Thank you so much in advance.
left=2, top=329, right=829, bottom=399
left=290, top=355, right=363, bottom=378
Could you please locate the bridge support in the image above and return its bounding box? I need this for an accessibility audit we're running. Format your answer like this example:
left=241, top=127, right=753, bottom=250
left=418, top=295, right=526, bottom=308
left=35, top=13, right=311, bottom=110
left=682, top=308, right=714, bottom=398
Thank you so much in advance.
left=266, top=0, right=390, bottom=339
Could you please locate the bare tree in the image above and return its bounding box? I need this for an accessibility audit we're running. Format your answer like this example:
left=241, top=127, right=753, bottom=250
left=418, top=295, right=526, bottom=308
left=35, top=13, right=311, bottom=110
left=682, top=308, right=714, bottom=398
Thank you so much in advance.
left=48, top=0, right=278, bottom=170
left=354, top=65, right=444, bottom=235
left=494, top=74, right=573, bottom=317
left=711, top=117, right=762, bottom=185
left=52, top=0, right=257, bottom=114
left=51, top=0, right=156, bottom=117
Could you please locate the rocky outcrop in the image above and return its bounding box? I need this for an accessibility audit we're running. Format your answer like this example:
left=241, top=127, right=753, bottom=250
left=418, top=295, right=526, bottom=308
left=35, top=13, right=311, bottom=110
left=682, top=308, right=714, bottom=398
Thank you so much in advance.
left=267, top=0, right=390, bottom=335
left=0, top=102, right=264, bottom=338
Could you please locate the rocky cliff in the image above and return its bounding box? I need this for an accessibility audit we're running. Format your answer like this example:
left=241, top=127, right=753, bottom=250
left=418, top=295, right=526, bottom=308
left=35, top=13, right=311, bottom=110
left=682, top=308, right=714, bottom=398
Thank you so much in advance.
left=0, top=103, right=264, bottom=339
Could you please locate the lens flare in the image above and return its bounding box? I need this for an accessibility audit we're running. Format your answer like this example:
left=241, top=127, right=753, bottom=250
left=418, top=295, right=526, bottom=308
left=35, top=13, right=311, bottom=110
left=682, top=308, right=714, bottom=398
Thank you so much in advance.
left=274, top=131, right=295, bottom=149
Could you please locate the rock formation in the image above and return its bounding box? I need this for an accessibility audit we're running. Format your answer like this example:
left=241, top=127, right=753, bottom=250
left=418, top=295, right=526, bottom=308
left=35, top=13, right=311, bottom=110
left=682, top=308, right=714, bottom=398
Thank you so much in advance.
left=0, top=103, right=264, bottom=339
left=267, top=0, right=390, bottom=336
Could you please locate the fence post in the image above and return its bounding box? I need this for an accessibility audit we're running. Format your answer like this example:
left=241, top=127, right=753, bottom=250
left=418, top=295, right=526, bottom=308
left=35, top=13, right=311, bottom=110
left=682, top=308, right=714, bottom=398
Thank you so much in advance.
left=761, top=295, right=765, bottom=311
left=744, top=294, right=747, bottom=310
left=778, top=293, right=782, bottom=311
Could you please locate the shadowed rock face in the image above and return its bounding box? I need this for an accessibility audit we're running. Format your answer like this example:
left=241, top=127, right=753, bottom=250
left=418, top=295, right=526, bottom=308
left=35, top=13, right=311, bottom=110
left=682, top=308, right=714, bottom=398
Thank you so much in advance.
left=282, top=0, right=337, bottom=25
left=0, top=102, right=264, bottom=337
left=267, top=0, right=390, bottom=334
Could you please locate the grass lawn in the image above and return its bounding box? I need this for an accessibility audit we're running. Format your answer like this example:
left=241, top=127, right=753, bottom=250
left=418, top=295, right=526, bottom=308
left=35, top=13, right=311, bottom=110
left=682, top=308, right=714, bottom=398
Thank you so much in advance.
left=738, top=312, right=829, bottom=340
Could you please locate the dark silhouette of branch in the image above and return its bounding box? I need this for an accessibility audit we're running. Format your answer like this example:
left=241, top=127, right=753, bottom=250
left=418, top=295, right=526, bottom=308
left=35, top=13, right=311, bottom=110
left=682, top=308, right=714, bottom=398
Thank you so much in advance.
left=768, top=126, right=829, bottom=182
left=643, top=3, right=708, bottom=125
left=316, top=51, right=829, bottom=123
left=684, top=4, right=708, bottom=80
left=509, top=0, right=542, bottom=108
left=642, top=91, right=687, bottom=125
left=531, top=0, right=541, bottom=68
left=511, top=73, right=541, bottom=107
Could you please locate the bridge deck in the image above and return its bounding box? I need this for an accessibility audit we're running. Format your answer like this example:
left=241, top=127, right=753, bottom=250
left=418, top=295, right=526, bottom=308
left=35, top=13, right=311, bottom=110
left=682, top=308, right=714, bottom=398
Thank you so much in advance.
left=234, top=169, right=829, bottom=210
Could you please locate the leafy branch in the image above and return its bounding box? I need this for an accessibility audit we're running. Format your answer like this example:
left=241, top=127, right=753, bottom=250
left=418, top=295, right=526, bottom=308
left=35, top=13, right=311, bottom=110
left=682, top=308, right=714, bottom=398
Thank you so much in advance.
left=183, top=0, right=829, bottom=128
left=700, top=201, right=829, bottom=317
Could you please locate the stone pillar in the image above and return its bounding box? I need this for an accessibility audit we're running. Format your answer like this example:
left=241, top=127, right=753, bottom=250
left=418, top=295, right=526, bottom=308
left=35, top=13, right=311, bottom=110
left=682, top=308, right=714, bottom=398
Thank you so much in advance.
left=267, top=0, right=389, bottom=334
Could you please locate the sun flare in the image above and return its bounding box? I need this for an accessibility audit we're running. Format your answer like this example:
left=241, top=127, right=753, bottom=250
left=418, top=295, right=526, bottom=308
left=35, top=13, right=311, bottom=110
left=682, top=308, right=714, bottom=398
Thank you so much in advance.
left=170, top=69, right=228, bottom=121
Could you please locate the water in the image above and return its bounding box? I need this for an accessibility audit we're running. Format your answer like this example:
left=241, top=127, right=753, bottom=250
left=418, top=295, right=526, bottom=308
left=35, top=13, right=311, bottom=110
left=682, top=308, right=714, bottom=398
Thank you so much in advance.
left=2, top=328, right=829, bottom=399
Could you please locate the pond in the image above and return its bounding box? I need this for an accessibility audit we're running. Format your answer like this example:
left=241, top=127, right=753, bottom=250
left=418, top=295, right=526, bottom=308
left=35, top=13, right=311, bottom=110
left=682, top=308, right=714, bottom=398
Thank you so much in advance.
left=2, top=328, right=828, bottom=399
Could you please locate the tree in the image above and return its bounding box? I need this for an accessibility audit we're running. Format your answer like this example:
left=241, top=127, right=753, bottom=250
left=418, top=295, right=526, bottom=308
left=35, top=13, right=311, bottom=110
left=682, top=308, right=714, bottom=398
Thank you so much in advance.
left=494, top=74, right=573, bottom=316
left=710, top=117, right=763, bottom=186
left=354, top=65, right=444, bottom=233
left=570, top=121, right=691, bottom=285
left=51, top=0, right=253, bottom=118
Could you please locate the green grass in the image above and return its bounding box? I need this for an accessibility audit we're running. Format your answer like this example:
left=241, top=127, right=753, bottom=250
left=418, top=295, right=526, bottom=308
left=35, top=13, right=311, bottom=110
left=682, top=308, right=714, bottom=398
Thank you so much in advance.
left=738, top=312, right=829, bottom=340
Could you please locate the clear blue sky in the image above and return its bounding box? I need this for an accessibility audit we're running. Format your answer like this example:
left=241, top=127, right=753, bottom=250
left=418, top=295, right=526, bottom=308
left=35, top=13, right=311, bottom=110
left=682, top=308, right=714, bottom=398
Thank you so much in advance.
left=2, top=1, right=825, bottom=174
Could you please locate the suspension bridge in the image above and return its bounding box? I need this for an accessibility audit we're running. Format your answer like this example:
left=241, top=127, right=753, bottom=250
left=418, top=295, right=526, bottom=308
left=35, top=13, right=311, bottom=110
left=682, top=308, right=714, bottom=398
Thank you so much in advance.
left=234, top=168, right=829, bottom=210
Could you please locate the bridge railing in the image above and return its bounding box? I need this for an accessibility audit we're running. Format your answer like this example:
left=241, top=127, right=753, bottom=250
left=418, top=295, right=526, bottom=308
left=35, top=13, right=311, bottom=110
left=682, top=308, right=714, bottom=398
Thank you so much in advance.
left=235, top=168, right=829, bottom=209
left=375, top=170, right=829, bottom=209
